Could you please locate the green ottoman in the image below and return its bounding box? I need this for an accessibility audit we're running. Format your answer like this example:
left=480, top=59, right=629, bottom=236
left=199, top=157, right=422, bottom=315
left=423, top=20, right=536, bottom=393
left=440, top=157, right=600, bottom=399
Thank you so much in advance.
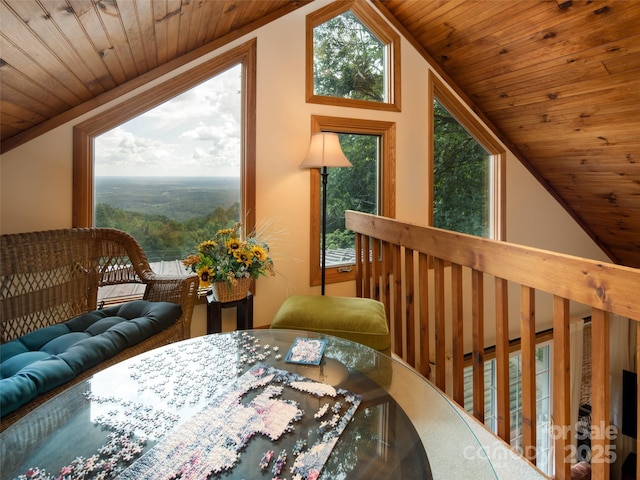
left=270, top=295, right=390, bottom=352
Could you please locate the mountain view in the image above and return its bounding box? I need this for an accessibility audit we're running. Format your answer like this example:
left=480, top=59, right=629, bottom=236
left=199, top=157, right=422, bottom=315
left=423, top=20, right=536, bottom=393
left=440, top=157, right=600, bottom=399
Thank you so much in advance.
left=95, top=176, right=240, bottom=262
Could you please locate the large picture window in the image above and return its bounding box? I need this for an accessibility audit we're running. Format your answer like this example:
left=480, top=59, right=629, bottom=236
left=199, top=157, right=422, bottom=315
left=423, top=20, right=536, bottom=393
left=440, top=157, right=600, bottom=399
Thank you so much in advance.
left=73, top=40, right=256, bottom=260
left=307, top=115, right=395, bottom=287
left=93, top=66, right=242, bottom=262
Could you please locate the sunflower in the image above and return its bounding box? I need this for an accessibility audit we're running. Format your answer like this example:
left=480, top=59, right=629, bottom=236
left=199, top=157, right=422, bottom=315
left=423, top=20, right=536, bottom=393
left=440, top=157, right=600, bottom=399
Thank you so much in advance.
left=234, top=249, right=253, bottom=267
left=198, top=240, right=217, bottom=252
left=251, top=245, right=268, bottom=262
left=226, top=238, right=242, bottom=254
left=196, top=265, right=215, bottom=288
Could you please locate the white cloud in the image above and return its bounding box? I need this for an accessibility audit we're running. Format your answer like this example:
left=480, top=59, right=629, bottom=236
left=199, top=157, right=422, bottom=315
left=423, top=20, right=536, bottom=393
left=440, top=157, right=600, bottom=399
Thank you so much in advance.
left=95, top=65, right=242, bottom=177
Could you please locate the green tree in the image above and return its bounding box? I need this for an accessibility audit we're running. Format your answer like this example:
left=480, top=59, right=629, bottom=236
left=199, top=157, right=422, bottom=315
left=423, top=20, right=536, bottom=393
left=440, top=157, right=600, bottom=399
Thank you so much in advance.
left=326, top=133, right=378, bottom=250
left=95, top=202, right=240, bottom=262
left=313, top=11, right=384, bottom=101
left=433, top=100, right=490, bottom=237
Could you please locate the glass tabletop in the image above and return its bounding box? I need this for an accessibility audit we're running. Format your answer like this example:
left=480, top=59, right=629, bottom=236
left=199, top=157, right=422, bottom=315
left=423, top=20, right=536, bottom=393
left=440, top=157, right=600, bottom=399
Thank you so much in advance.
left=1, top=329, right=496, bottom=479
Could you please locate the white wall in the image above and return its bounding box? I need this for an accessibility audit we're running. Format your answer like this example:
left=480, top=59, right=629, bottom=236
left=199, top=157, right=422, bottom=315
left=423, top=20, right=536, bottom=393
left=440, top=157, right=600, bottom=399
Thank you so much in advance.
left=0, top=1, right=607, bottom=337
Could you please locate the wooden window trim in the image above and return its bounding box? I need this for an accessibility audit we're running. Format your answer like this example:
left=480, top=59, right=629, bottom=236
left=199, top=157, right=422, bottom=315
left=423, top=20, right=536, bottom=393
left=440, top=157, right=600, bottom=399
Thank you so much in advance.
left=306, top=0, right=401, bottom=112
left=308, top=115, right=396, bottom=287
left=428, top=71, right=506, bottom=241
left=463, top=328, right=554, bottom=366
left=72, top=40, right=257, bottom=238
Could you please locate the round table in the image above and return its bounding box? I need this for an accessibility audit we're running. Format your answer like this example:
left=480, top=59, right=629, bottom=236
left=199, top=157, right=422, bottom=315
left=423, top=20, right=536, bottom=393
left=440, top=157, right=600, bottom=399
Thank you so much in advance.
left=1, top=329, right=497, bottom=479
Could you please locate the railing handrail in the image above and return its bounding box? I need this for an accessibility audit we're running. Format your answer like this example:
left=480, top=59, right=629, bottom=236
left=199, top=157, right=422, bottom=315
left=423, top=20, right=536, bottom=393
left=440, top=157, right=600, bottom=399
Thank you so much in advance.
left=346, top=211, right=639, bottom=320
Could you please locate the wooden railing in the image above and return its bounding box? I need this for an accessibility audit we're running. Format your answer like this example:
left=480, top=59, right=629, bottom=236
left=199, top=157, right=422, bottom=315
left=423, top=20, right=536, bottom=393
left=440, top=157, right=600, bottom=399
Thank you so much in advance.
left=345, top=210, right=640, bottom=480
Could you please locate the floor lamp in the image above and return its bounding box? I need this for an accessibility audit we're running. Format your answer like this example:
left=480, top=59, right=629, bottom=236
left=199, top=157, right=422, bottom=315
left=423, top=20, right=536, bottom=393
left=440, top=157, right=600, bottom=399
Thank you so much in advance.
left=300, top=132, right=352, bottom=295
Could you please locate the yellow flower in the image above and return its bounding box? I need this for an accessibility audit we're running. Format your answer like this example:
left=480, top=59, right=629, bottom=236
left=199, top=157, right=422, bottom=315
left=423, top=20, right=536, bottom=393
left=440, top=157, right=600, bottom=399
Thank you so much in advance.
left=251, top=245, right=267, bottom=262
left=226, top=238, right=242, bottom=253
left=234, top=249, right=253, bottom=267
left=197, top=265, right=214, bottom=288
left=198, top=240, right=217, bottom=251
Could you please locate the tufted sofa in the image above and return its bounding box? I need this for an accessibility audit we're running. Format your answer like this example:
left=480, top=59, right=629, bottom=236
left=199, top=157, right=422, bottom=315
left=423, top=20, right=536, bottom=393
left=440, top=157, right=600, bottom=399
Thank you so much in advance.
left=0, top=228, right=199, bottom=430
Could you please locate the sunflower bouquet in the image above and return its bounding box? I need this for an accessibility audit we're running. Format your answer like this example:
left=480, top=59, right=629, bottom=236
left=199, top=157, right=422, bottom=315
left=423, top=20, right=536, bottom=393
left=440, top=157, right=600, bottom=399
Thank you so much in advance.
left=182, top=223, right=275, bottom=290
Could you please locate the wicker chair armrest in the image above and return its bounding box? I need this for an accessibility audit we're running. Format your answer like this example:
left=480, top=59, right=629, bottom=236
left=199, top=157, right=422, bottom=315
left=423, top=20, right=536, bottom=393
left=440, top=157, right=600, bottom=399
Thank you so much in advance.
left=143, top=273, right=199, bottom=339
left=95, top=229, right=154, bottom=282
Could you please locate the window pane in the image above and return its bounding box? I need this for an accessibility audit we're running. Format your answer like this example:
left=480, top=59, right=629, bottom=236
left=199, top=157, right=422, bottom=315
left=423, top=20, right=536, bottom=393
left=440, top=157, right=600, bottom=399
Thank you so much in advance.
left=462, top=344, right=553, bottom=476
left=536, top=372, right=551, bottom=400
left=536, top=347, right=550, bottom=369
left=313, top=11, right=385, bottom=102
left=94, top=66, right=242, bottom=262
left=325, top=133, right=379, bottom=267
left=433, top=99, right=491, bottom=237
left=463, top=359, right=497, bottom=429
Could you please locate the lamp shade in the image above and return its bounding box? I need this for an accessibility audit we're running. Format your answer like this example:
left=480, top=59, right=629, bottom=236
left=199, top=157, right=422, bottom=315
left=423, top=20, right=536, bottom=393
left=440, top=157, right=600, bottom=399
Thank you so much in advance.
left=299, top=132, right=352, bottom=169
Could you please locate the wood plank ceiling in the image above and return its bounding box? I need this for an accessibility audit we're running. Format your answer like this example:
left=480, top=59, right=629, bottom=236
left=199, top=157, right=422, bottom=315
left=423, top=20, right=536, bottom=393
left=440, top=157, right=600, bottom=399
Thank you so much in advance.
left=1, top=0, right=639, bottom=268
left=375, top=0, right=640, bottom=269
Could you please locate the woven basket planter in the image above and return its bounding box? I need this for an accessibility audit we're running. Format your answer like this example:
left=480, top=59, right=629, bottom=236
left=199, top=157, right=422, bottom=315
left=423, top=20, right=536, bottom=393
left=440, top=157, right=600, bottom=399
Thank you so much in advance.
left=211, top=277, right=251, bottom=302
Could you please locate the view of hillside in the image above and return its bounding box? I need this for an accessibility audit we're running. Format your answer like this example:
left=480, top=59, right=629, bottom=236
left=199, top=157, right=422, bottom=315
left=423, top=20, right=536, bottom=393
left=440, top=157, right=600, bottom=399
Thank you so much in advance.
left=96, top=177, right=239, bottom=221
left=95, top=176, right=240, bottom=262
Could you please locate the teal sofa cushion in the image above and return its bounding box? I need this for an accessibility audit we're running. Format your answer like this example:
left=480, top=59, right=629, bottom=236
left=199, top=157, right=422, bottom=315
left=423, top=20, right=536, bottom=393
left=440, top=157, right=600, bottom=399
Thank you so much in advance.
left=0, top=300, right=181, bottom=416
left=270, top=295, right=390, bottom=352
left=1, top=352, right=50, bottom=378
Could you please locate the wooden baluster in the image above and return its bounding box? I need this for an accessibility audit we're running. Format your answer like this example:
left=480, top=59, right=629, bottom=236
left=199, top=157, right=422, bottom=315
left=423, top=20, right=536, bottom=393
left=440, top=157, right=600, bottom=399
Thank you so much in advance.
left=520, top=286, right=536, bottom=462
left=472, top=269, right=484, bottom=423
left=419, top=252, right=430, bottom=379
left=355, top=233, right=363, bottom=297
left=451, top=263, right=464, bottom=405
left=392, top=244, right=403, bottom=357
left=381, top=241, right=392, bottom=341
left=405, top=247, right=416, bottom=367
left=553, top=296, right=571, bottom=480
left=434, top=257, right=446, bottom=391
left=495, top=277, right=510, bottom=443
left=362, top=235, right=371, bottom=298
left=590, top=308, right=610, bottom=480
left=372, top=238, right=381, bottom=301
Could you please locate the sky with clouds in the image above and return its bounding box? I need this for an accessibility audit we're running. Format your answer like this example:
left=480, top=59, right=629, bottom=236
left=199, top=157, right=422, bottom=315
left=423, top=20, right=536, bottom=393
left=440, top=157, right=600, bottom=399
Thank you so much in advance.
left=95, top=65, right=241, bottom=177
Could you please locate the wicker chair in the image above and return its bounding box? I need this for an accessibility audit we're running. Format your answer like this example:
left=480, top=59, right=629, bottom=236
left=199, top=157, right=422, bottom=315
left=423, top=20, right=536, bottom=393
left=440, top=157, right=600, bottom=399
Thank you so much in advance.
left=0, top=227, right=199, bottom=430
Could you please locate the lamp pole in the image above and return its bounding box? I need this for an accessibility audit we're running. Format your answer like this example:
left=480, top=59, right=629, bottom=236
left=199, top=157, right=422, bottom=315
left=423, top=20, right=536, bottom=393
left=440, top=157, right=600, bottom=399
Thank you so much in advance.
left=321, top=166, right=328, bottom=295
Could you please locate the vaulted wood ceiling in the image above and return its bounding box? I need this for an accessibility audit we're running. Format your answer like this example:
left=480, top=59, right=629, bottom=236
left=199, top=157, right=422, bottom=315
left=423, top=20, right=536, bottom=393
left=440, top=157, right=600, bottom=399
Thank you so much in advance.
left=1, top=0, right=639, bottom=268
